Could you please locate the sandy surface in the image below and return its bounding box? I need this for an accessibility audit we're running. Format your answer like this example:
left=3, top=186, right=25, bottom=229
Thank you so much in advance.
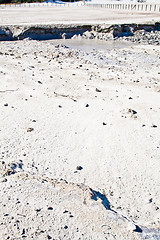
left=0, top=39, right=160, bottom=239
left=0, top=5, right=160, bottom=25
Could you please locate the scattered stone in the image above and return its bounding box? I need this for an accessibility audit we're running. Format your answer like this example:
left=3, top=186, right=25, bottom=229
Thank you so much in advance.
left=48, top=207, right=53, bottom=210
left=64, top=225, right=68, bottom=229
left=76, top=166, right=83, bottom=171
left=103, top=122, right=107, bottom=125
left=2, top=178, right=7, bottom=182
left=85, top=104, right=89, bottom=107
left=35, top=209, right=41, bottom=212
left=128, top=109, right=137, bottom=115
left=63, top=210, right=68, bottom=213
left=38, top=81, right=42, bottom=84
left=4, top=103, right=8, bottom=107
left=27, top=127, right=34, bottom=132
left=96, top=88, right=101, bottom=92
left=151, top=124, right=157, bottom=128
left=133, top=225, right=143, bottom=233
left=47, top=235, right=52, bottom=239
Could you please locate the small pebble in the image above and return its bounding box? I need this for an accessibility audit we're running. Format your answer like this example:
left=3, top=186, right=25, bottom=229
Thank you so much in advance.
left=35, top=209, right=41, bottom=212
left=48, top=207, right=53, bottom=210
left=96, top=88, right=101, bottom=92
left=27, top=128, right=34, bottom=132
left=76, top=166, right=83, bottom=171
left=151, top=124, right=157, bottom=128
left=47, top=235, right=52, bottom=239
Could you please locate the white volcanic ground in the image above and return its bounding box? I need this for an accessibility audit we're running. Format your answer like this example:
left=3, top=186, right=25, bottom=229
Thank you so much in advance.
left=0, top=39, right=160, bottom=240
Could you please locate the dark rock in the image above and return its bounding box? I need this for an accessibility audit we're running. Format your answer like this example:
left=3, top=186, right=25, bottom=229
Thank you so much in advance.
left=27, top=128, right=34, bottom=132
left=133, top=225, right=143, bottom=233
left=35, top=209, right=41, bottom=212
left=152, top=124, right=157, bottom=128
left=47, top=235, right=52, bottom=239
left=96, top=88, right=101, bottom=92
left=48, top=207, right=53, bottom=210
left=128, top=109, right=137, bottom=115
left=76, top=166, right=83, bottom=171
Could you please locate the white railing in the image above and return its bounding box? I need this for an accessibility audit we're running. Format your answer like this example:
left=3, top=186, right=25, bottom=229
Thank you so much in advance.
left=0, top=2, right=160, bottom=12
left=85, top=3, right=160, bottom=12
left=0, top=2, right=84, bottom=8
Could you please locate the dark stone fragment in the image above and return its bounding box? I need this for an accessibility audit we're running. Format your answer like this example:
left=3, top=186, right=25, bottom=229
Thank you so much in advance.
left=95, top=88, right=101, bottom=92
left=63, top=210, right=68, bottom=213
left=27, top=128, right=34, bottom=132
left=76, top=166, right=83, bottom=171
left=35, top=209, right=41, bottom=212
left=47, top=235, right=52, bottom=239
left=152, top=124, right=157, bottom=128
left=133, top=225, right=143, bottom=233
left=48, top=207, right=53, bottom=210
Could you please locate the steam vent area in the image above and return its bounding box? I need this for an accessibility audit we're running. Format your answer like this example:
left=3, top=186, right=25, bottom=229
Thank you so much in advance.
left=0, top=3, right=160, bottom=240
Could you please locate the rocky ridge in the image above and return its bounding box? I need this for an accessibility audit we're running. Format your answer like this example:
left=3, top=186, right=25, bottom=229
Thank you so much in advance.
left=0, top=22, right=160, bottom=45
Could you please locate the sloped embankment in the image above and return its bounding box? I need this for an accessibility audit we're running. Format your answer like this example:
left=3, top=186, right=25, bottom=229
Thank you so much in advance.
left=0, top=22, right=160, bottom=43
